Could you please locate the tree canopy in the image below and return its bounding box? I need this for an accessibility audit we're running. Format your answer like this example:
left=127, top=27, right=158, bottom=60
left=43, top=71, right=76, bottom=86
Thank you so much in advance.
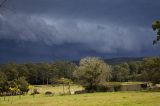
left=0, top=57, right=160, bottom=95
left=73, top=57, right=112, bottom=90
left=141, top=57, right=160, bottom=84
left=152, top=20, right=160, bottom=45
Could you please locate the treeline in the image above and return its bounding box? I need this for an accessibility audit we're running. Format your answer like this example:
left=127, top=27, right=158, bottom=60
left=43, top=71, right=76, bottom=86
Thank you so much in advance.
left=0, top=61, right=76, bottom=85
left=0, top=57, right=160, bottom=94
left=111, top=57, right=160, bottom=84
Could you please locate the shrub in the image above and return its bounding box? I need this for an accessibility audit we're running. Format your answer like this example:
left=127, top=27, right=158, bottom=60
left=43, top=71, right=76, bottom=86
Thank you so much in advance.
left=113, top=84, right=121, bottom=91
left=45, top=91, right=54, bottom=96
left=74, top=90, right=88, bottom=94
left=92, top=83, right=121, bottom=92
left=140, top=83, right=148, bottom=89
left=96, top=84, right=108, bottom=92
left=16, top=77, right=29, bottom=93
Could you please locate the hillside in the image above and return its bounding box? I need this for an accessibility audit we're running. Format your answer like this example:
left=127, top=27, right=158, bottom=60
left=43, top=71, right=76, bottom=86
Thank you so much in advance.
left=105, top=57, right=144, bottom=65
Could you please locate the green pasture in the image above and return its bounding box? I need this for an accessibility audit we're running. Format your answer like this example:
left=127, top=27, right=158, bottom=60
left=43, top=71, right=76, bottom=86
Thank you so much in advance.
left=0, top=85, right=160, bottom=106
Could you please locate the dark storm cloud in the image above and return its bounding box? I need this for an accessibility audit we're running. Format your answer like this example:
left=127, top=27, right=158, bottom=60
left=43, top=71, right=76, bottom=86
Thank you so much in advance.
left=9, top=0, right=160, bottom=26
left=0, top=0, right=160, bottom=63
left=0, top=12, right=154, bottom=52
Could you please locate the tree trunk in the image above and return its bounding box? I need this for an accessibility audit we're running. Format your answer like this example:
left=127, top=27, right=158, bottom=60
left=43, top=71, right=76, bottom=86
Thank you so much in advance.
left=43, top=76, right=44, bottom=85
left=46, top=77, right=49, bottom=85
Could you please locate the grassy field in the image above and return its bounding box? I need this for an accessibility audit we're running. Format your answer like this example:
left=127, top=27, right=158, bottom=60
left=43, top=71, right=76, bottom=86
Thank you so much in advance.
left=0, top=85, right=160, bottom=106
left=33, top=85, right=83, bottom=94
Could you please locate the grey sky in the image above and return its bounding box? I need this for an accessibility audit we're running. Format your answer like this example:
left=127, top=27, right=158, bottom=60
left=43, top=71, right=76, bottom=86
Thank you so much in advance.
left=0, top=0, right=160, bottom=63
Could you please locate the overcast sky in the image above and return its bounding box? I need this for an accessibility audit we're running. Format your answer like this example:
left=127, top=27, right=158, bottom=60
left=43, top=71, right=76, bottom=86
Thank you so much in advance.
left=0, top=0, right=160, bottom=63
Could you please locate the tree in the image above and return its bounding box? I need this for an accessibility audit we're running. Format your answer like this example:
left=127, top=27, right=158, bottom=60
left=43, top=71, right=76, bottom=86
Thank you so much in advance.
left=141, top=57, right=160, bottom=84
left=0, top=71, right=7, bottom=83
left=112, top=63, right=129, bottom=82
left=36, top=63, right=51, bottom=85
left=73, top=57, right=112, bottom=91
left=0, top=71, right=7, bottom=94
left=17, top=65, right=29, bottom=78
left=50, top=61, right=77, bottom=80
left=2, top=63, right=19, bottom=81
left=128, top=62, right=140, bottom=74
left=25, top=63, right=39, bottom=84
left=152, top=21, right=160, bottom=45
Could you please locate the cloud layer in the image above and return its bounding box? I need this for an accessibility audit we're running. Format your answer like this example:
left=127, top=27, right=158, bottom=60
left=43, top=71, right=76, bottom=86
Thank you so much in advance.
left=0, top=0, right=160, bottom=63
left=0, top=13, right=155, bottom=52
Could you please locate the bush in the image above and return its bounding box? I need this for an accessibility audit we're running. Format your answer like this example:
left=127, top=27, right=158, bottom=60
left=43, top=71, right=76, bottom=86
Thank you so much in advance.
left=16, top=77, right=29, bottom=93
left=96, top=84, right=108, bottom=92
left=75, top=90, right=88, bottom=94
left=45, top=91, right=54, bottom=96
left=113, top=85, right=121, bottom=91
left=88, top=83, right=121, bottom=92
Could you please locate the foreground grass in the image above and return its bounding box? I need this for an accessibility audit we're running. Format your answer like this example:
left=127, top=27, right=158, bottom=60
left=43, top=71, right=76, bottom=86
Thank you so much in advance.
left=0, top=91, right=160, bottom=106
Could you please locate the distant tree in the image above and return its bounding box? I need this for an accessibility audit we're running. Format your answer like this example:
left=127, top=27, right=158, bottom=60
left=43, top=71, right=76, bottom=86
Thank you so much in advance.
left=2, top=63, right=19, bottom=81
left=128, top=61, right=142, bottom=81
left=50, top=61, right=77, bottom=80
left=141, top=70, right=148, bottom=82
left=17, top=64, right=29, bottom=79
left=0, top=71, right=7, bottom=93
left=0, top=71, right=7, bottom=83
left=73, top=57, right=112, bottom=91
left=152, top=21, right=160, bottom=45
left=25, top=64, right=39, bottom=84
left=36, top=63, right=51, bottom=85
left=50, top=77, right=58, bottom=85
left=141, top=57, right=160, bottom=84
left=128, top=62, right=140, bottom=74
left=112, top=63, right=129, bottom=82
